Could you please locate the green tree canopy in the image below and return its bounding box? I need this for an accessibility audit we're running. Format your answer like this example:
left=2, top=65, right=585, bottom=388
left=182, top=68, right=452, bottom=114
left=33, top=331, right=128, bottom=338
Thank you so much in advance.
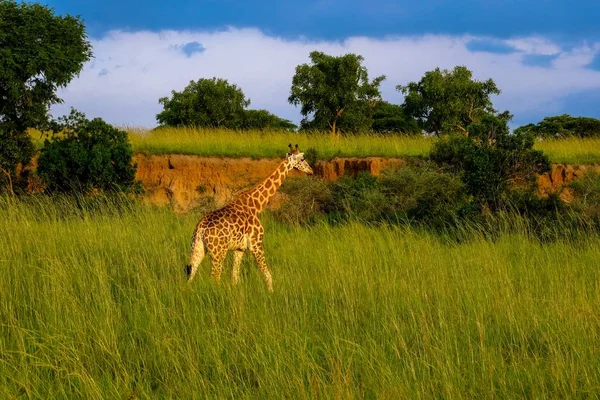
left=371, top=101, right=420, bottom=135
left=514, top=114, right=600, bottom=138
left=0, top=0, right=92, bottom=132
left=398, top=66, right=500, bottom=136
left=0, top=0, right=91, bottom=191
left=288, top=51, right=386, bottom=134
left=239, top=109, right=297, bottom=131
left=157, top=78, right=250, bottom=128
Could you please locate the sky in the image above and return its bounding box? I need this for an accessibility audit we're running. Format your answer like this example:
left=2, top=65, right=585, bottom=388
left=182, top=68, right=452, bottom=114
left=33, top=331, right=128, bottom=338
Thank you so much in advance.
left=45, top=0, right=600, bottom=128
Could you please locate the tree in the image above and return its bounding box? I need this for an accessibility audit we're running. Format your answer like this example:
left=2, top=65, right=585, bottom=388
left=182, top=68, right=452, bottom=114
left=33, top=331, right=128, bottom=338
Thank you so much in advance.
left=430, top=111, right=550, bottom=211
left=240, top=109, right=297, bottom=131
left=0, top=126, right=34, bottom=193
left=37, top=109, right=137, bottom=193
left=514, top=114, right=600, bottom=138
left=371, top=101, right=420, bottom=135
left=398, top=66, right=500, bottom=136
left=0, top=0, right=92, bottom=190
left=156, top=78, right=250, bottom=128
left=288, top=51, right=386, bottom=134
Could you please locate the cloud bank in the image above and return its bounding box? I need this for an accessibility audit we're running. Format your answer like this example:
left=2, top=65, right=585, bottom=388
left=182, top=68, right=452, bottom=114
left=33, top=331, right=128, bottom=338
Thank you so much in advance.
left=52, top=28, right=600, bottom=128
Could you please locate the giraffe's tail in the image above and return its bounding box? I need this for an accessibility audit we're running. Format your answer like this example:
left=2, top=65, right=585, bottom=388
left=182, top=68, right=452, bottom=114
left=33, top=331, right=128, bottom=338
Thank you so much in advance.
left=185, top=226, right=206, bottom=281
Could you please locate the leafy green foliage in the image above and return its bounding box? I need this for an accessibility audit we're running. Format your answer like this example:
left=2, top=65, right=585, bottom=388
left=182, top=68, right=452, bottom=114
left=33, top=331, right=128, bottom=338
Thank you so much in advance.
left=514, top=114, right=600, bottom=138
left=325, top=165, right=470, bottom=226
left=278, top=163, right=469, bottom=227
left=0, top=123, right=35, bottom=192
left=0, top=0, right=91, bottom=189
left=157, top=78, right=250, bottom=128
left=398, top=66, right=500, bottom=136
left=275, top=176, right=332, bottom=226
left=37, top=109, right=138, bottom=193
left=239, top=109, right=297, bottom=131
left=156, top=78, right=295, bottom=130
left=430, top=112, right=550, bottom=210
left=0, top=0, right=92, bottom=132
left=371, top=101, right=420, bottom=135
left=288, top=51, right=385, bottom=134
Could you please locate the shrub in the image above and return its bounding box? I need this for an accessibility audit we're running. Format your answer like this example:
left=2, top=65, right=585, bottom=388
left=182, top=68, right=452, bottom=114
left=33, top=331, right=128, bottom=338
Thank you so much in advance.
left=275, top=176, right=332, bottom=226
left=327, top=172, right=388, bottom=222
left=430, top=113, right=550, bottom=211
left=378, top=162, right=470, bottom=227
left=303, top=147, right=319, bottom=165
left=0, top=123, right=35, bottom=193
left=324, top=163, right=470, bottom=227
left=37, top=109, right=138, bottom=193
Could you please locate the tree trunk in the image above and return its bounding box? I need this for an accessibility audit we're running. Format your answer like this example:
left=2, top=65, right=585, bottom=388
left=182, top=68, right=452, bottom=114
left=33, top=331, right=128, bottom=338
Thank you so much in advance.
left=456, top=124, right=469, bottom=136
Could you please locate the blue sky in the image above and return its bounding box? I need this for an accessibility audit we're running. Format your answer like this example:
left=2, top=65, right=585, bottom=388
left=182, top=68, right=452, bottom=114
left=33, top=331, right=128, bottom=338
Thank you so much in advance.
left=44, top=0, right=600, bottom=127
left=47, top=0, right=600, bottom=41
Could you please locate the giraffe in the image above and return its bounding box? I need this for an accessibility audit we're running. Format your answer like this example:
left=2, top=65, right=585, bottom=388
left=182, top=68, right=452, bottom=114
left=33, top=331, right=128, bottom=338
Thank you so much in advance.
left=185, top=144, right=314, bottom=292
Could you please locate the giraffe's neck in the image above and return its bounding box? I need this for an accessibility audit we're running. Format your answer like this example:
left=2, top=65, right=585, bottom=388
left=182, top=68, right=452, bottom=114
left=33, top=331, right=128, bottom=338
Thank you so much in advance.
left=236, top=158, right=292, bottom=214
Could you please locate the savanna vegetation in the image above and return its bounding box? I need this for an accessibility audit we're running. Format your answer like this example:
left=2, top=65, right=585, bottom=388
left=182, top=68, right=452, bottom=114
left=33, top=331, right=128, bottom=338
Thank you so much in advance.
left=2, top=0, right=600, bottom=398
left=120, top=127, right=600, bottom=164
left=1, top=196, right=600, bottom=398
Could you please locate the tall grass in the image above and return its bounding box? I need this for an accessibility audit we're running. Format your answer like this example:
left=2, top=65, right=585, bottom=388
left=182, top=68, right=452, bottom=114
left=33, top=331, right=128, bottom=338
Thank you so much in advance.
left=534, top=137, right=600, bottom=164
left=1, top=196, right=599, bottom=398
left=127, top=127, right=434, bottom=159
left=31, top=127, right=600, bottom=163
left=127, top=127, right=600, bottom=164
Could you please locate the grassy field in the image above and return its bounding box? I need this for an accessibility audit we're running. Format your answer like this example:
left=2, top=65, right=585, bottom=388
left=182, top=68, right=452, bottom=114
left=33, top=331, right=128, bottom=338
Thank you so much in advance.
left=128, top=127, right=600, bottom=164
left=31, top=127, right=600, bottom=164
left=126, top=127, right=434, bottom=160
left=1, top=196, right=599, bottom=398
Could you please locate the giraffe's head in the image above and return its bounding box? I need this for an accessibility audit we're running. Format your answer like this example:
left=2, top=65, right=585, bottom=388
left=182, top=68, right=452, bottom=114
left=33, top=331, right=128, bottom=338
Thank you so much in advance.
left=286, top=144, right=314, bottom=175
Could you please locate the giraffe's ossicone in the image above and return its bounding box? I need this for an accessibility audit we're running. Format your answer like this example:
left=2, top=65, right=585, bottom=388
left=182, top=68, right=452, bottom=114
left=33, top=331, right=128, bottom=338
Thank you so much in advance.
left=185, top=144, right=314, bottom=292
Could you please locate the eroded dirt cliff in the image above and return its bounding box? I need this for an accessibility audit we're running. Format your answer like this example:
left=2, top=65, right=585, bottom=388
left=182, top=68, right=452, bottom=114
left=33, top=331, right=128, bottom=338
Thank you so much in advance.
left=134, top=154, right=598, bottom=212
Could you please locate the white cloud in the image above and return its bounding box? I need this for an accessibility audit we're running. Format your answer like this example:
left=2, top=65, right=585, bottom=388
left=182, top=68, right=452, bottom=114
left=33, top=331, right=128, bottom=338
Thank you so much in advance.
left=52, top=28, right=600, bottom=127
left=506, top=37, right=562, bottom=55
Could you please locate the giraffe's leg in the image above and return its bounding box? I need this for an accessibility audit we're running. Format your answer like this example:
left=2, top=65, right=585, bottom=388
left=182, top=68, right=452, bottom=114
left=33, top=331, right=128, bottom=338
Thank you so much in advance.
left=232, top=250, right=244, bottom=285
left=249, top=240, right=273, bottom=293
left=186, top=227, right=205, bottom=281
left=210, top=249, right=227, bottom=284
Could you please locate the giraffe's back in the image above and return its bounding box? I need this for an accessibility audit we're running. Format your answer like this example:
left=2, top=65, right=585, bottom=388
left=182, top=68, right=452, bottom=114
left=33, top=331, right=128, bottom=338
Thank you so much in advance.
left=199, top=203, right=257, bottom=252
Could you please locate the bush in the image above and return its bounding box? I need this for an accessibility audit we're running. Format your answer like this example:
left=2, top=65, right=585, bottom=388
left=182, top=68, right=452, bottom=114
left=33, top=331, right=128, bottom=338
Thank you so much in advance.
left=378, top=162, right=471, bottom=227
left=0, top=123, right=35, bottom=193
left=430, top=113, right=550, bottom=211
left=274, top=176, right=332, bottom=226
left=37, top=109, right=138, bottom=193
left=276, top=162, right=470, bottom=227
left=327, top=172, right=387, bottom=222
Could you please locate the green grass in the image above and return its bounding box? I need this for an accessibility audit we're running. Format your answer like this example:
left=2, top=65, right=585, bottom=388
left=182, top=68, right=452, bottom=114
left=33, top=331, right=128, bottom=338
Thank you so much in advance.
left=128, top=128, right=600, bottom=164
left=1, top=196, right=599, bottom=398
left=127, top=127, right=434, bottom=159
left=32, top=127, right=600, bottom=164
left=534, top=137, right=600, bottom=164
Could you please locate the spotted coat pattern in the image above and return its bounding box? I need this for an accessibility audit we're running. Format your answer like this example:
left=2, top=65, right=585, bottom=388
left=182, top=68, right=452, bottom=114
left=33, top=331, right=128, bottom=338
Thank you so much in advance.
left=185, top=146, right=313, bottom=292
